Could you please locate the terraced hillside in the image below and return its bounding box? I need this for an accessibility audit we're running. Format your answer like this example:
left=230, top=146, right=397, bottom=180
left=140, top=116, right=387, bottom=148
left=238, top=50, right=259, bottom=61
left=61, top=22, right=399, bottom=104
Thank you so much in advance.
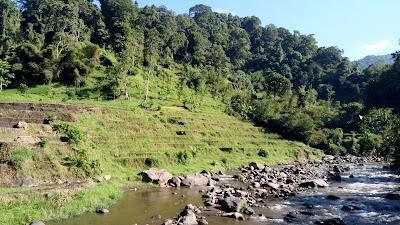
left=0, top=103, right=98, bottom=186
left=0, top=101, right=321, bottom=183
left=0, top=101, right=322, bottom=225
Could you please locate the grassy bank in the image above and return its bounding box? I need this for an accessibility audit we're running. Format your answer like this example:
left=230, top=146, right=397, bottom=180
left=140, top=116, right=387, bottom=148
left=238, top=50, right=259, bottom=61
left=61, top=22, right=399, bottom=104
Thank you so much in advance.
left=0, top=84, right=323, bottom=225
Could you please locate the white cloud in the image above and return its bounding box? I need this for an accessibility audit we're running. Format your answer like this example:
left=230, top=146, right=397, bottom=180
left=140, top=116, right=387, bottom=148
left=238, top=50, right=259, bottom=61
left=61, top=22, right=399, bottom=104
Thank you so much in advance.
left=362, top=40, right=390, bottom=54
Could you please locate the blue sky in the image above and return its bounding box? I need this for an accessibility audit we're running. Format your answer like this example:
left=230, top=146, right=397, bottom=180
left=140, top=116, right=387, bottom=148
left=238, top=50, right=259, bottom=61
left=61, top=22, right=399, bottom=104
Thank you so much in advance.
left=136, top=0, right=400, bottom=60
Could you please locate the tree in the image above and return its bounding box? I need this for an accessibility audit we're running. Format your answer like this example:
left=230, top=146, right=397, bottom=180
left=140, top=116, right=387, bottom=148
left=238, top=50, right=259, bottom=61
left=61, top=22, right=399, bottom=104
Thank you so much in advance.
left=227, top=27, right=251, bottom=68
left=100, top=0, right=140, bottom=52
left=117, top=34, right=142, bottom=100
left=0, top=0, right=21, bottom=53
left=189, top=4, right=212, bottom=17
left=264, top=72, right=292, bottom=97
left=0, top=59, right=14, bottom=91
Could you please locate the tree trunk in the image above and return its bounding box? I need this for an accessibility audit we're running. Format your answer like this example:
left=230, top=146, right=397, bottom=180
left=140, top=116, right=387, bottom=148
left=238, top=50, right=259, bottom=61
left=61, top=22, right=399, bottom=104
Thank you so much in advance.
left=144, top=77, right=149, bottom=102
left=124, top=74, right=129, bottom=100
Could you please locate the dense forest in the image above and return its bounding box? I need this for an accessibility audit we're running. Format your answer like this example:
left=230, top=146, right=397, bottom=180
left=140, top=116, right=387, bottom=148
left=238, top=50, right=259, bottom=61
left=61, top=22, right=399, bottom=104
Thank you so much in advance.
left=0, top=0, right=399, bottom=167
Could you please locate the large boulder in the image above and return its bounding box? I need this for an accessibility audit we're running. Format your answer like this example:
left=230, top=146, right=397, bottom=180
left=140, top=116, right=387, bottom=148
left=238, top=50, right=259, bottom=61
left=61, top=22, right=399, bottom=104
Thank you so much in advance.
left=16, top=121, right=28, bottom=130
left=162, top=204, right=207, bottom=225
left=385, top=192, right=400, bottom=200
left=181, top=173, right=209, bottom=187
left=138, top=168, right=173, bottom=187
left=299, top=179, right=329, bottom=188
left=249, top=162, right=265, bottom=170
left=218, top=196, right=247, bottom=213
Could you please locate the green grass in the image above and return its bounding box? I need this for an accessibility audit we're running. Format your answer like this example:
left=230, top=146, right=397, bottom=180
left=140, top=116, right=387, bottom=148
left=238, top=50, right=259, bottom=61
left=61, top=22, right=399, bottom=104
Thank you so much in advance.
left=10, top=147, right=33, bottom=167
left=0, top=79, right=323, bottom=225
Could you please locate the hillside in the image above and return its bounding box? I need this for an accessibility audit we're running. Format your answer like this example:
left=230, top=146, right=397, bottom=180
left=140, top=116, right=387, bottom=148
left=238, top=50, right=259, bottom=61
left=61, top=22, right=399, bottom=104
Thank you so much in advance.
left=354, top=54, right=394, bottom=68
left=0, top=85, right=322, bottom=225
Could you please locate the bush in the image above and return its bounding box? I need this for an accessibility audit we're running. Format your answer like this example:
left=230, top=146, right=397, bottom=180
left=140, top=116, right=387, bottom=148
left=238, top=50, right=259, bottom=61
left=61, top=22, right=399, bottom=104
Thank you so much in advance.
left=17, top=83, right=29, bottom=94
left=221, top=158, right=228, bottom=165
left=144, top=158, right=159, bottom=167
left=39, top=138, right=49, bottom=147
left=258, top=149, right=268, bottom=157
left=44, top=113, right=56, bottom=124
left=53, top=123, right=85, bottom=144
left=280, top=112, right=316, bottom=142
left=62, top=149, right=100, bottom=178
left=358, top=133, right=383, bottom=156
left=176, top=150, right=190, bottom=165
left=327, top=143, right=347, bottom=156
left=10, top=147, right=33, bottom=167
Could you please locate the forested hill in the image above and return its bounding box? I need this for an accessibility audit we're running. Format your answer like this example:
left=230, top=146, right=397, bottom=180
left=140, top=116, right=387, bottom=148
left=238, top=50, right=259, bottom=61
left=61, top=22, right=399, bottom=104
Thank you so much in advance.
left=354, top=54, right=395, bottom=69
left=0, top=1, right=400, bottom=165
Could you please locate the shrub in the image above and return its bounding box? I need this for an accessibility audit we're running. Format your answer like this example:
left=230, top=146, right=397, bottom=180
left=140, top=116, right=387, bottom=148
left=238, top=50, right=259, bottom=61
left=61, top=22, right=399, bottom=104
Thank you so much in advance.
left=44, top=113, right=56, bottom=124
left=358, top=133, right=383, bottom=156
left=10, top=147, right=33, bottom=167
left=221, top=158, right=228, bottom=165
left=53, top=123, right=85, bottom=144
left=39, top=138, right=49, bottom=147
left=176, top=150, right=190, bottom=165
left=327, top=143, right=347, bottom=156
left=144, top=158, right=159, bottom=167
left=17, top=83, right=29, bottom=94
left=138, top=101, right=153, bottom=109
left=62, top=149, right=100, bottom=178
left=258, top=149, right=268, bottom=157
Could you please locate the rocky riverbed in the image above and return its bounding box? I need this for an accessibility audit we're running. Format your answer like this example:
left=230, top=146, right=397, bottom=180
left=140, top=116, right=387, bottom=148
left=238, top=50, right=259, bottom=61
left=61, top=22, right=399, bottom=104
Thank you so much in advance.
left=48, top=156, right=400, bottom=225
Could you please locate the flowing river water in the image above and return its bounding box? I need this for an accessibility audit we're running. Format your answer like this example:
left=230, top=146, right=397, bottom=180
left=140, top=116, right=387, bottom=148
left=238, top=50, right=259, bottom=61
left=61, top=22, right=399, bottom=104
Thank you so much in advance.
left=49, top=163, right=400, bottom=225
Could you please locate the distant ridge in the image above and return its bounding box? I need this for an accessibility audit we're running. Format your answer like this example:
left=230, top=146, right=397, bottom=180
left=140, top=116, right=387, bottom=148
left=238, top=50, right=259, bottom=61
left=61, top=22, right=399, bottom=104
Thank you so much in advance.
left=354, top=54, right=395, bottom=68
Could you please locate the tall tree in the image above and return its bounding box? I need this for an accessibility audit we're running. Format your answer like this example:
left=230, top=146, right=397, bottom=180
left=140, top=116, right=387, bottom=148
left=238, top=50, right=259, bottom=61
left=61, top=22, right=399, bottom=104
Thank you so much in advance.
left=0, top=59, right=14, bottom=91
left=0, top=0, right=21, bottom=53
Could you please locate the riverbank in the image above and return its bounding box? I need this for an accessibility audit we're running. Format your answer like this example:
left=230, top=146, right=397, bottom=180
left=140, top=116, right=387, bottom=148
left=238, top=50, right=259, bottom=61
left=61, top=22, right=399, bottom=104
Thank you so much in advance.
left=44, top=156, right=400, bottom=225
left=0, top=98, right=322, bottom=225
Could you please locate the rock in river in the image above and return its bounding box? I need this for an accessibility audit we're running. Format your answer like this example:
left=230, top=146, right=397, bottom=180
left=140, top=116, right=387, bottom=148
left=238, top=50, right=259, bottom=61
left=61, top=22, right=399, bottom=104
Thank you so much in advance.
left=385, top=191, right=400, bottom=200
left=96, top=208, right=110, bottom=214
left=181, top=173, right=209, bottom=187
left=138, top=168, right=173, bottom=187
left=218, top=196, right=247, bottom=213
left=162, top=204, right=208, bottom=225
left=314, top=218, right=346, bottom=225
left=299, top=179, right=329, bottom=188
left=30, top=221, right=45, bottom=225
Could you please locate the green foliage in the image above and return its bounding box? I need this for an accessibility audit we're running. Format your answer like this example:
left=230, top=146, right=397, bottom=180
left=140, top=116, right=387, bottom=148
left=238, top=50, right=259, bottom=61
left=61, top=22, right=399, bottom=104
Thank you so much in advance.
left=62, top=149, right=100, bottom=178
left=53, top=123, right=86, bottom=144
left=10, top=147, right=33, bottom=167
left=176, top=150, right=191, bottom=165
left=0, top=0, right=20, bottom=52
left=264, top=72, right=292, bottom=97
left=0, top=59, right=14, bottom=91
left=358, top=133, right=383, bottom=156
left=258, top=149, right=268, bottom=158
left=360, top=108, right=397, bottom=135
left=39, top=138, right=49, bottom=148
left=17, top=83, right=28, bottom=94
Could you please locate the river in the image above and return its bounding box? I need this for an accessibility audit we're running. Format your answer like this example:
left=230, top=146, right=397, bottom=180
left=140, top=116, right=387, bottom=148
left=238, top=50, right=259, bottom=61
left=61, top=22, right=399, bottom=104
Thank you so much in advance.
left=48, top=163, right=400, bottom=225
